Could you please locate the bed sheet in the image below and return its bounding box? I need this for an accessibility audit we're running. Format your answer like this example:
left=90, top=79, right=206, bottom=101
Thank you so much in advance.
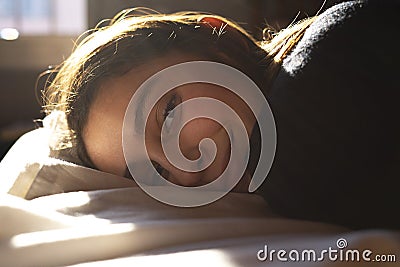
left=1, top=188, right=399, bottom=267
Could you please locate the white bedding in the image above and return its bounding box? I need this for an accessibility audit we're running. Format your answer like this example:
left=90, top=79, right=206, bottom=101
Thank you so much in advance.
left=0, top=129, right=399, bottom=266
left=1, top=188, right=399, bottom=267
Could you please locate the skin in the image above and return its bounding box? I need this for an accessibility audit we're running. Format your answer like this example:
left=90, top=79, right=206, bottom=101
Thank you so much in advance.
left=83, top=52, right=255, bottom=192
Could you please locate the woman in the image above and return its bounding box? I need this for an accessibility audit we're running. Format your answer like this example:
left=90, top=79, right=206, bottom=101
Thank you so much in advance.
left=42, top=9, right=311, bottom=191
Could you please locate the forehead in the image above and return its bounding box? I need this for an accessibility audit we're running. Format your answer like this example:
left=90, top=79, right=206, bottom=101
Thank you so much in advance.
left=95, top=51, right=206, bottom=102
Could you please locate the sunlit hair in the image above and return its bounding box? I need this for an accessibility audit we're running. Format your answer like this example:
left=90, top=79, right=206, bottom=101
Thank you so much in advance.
left=41, top=8, right=314, bottom=166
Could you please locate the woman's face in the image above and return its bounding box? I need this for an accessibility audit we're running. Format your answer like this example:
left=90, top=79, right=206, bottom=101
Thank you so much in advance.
left=83, top=52, right=255, bottom=192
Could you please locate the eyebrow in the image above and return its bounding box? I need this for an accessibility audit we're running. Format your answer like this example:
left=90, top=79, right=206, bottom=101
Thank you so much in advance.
left=133, top=76, right=160, bottom=135
left=134, top=87, right=148, bottom=135
left=125, top=77, right=163, bottom=179
left=124, top=83, right=152, bottom=179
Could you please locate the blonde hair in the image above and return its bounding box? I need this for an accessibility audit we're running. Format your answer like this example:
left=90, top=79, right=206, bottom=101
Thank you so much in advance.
left=41, top=8, right=314, bottom=166
left=262, top=17, right=317, bottom=63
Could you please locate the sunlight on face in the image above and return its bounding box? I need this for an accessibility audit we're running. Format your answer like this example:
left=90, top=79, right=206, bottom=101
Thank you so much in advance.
left=83, top=52, right=255, bottom=192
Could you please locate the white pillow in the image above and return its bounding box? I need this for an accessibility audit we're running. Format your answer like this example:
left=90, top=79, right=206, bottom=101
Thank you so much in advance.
left=0, top=128, right=135, bottom=199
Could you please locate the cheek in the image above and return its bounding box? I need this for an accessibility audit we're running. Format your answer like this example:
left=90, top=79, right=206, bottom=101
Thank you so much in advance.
left=83, top=119, right=126, bottom=175
left=178, top=84, right=254, bottom=133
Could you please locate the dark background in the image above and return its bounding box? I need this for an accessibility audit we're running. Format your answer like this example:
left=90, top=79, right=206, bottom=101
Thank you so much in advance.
left=0, top=0, right=344, bottom=159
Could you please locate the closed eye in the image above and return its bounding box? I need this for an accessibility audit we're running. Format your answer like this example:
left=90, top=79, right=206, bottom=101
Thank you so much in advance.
left=151, top=160, right=169, bottom=180
left=125, top=162, right=169, bottom=185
